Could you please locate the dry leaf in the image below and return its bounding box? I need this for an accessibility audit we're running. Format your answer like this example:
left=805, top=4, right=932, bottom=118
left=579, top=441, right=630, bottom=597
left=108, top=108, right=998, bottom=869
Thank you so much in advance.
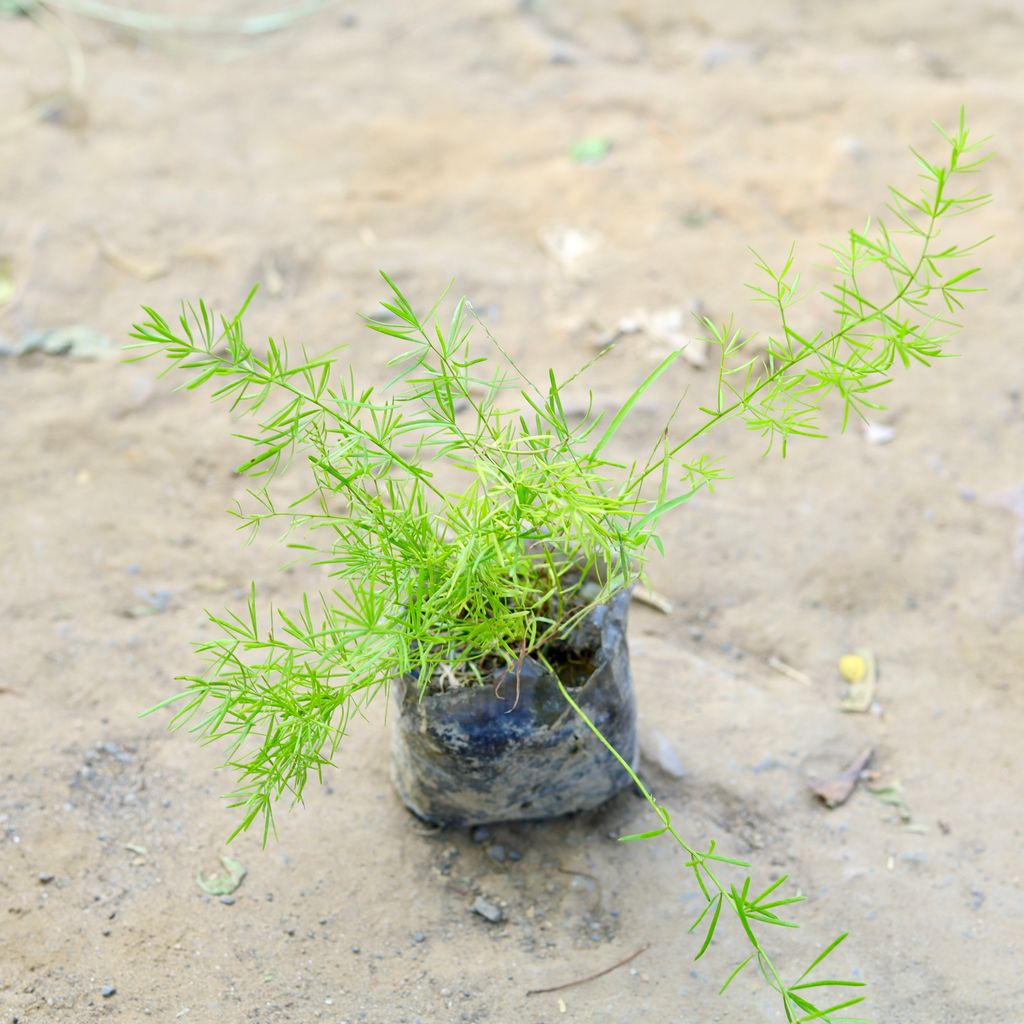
left=196, top=854, right=247, bottom=896
left=865, top=774, right=913, bottom=823
left=808, top=747, right=873, bottom=808
left=631, top=585, right=672, bottom=614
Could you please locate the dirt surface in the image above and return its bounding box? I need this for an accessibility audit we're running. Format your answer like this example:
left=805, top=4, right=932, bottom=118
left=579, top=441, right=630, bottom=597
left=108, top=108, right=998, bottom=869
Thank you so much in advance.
left=2, top=3, right=1022, bottom=1022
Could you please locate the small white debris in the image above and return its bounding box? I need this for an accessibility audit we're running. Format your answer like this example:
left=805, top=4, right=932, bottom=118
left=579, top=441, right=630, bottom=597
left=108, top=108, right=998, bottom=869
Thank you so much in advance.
left=600, top=305, right=709, bottom=367
left=863, top=422, right=896, bottom=445
left=539, top=228, right=597, bottom=279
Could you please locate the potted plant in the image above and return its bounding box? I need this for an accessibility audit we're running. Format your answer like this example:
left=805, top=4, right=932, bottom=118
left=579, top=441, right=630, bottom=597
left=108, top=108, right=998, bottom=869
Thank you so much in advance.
left=132, top=112, right=988, bottom=1021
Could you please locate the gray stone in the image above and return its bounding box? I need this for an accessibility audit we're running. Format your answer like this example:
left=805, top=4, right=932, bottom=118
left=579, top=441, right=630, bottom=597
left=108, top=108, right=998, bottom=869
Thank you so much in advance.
left=651, top=731, right=687, bottom=779
left=471, top=896, right=504, bottom=923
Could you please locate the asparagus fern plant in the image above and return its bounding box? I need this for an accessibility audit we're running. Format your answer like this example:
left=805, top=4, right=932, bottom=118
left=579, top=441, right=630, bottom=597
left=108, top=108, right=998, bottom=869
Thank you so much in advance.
left=131, top=111, right=989, bottom=1022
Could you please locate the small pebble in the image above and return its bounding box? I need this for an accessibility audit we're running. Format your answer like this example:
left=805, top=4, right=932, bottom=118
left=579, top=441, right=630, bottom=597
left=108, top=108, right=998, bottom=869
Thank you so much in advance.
left=219, top=896, right=235, bottom=905
left=507, top=849, right=522, bottom=862
left=486, top=844, right=506, bottom=863
left=38, top=872, right=55, bottom=884
left=351, top=945, right=360, bottom=954
left=470, top=896, right=504, bottom=923
left=101, top=985, right=116, bottom=998
left=470, top=826, right=490, bottom=844
left=651, top=731, right=687, bottom=779
left=412, top=931, right=426, bottom=943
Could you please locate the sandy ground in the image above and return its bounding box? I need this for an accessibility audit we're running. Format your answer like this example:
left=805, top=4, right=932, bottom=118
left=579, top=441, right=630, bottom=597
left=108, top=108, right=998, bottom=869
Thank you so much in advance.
left=2, top=2, right=1022, bottom=1021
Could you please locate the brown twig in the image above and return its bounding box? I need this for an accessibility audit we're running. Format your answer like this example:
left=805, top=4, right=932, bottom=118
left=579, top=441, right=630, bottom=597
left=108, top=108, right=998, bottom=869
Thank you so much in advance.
left=526, top=942, right=651, bottom=996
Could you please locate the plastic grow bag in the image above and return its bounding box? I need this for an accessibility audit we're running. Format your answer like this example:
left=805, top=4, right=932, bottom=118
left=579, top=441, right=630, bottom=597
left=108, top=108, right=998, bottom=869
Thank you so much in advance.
left=390, top=589, right=638, bottom=826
